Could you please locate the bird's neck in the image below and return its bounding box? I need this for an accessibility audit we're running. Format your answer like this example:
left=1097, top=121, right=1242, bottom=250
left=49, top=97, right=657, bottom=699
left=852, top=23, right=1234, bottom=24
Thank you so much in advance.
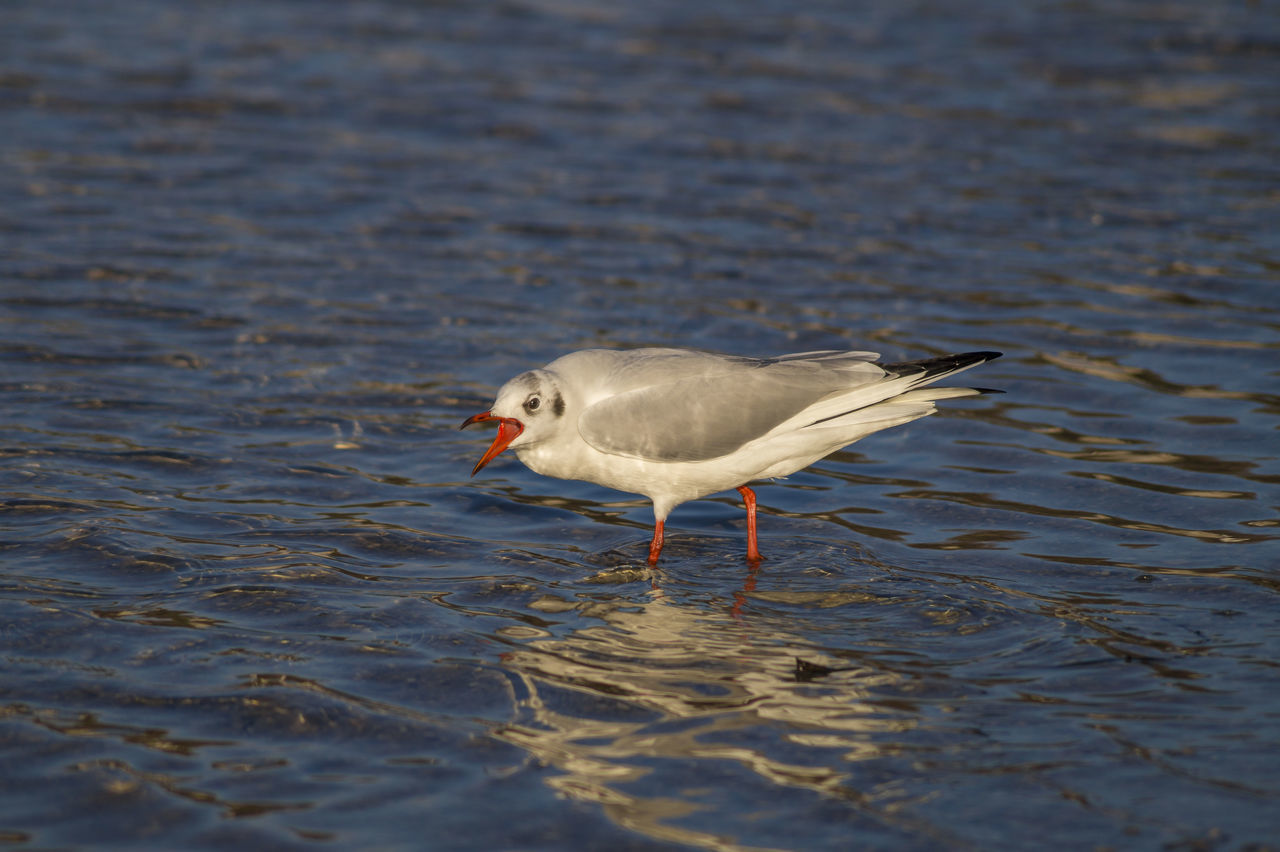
left=514, top=441, right=578, bottom=481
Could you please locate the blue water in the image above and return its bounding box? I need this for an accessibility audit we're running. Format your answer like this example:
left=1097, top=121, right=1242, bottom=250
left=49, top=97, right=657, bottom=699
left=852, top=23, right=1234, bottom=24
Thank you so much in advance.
left=2, top=1, right=1278, bottom=849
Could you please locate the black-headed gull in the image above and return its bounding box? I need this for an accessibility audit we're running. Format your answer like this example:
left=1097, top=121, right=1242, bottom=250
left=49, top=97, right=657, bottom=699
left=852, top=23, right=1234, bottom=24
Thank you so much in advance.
left=462, top=347, right=1001, bottom=565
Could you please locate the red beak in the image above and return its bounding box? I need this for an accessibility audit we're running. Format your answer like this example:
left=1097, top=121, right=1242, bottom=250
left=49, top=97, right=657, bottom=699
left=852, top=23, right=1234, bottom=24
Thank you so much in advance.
left=460, top=411, right=524, bottom=476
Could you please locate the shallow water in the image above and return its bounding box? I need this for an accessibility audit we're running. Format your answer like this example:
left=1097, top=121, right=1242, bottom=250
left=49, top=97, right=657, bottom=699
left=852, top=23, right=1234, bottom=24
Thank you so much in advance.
left=2, top=0, right=1279, bottom=849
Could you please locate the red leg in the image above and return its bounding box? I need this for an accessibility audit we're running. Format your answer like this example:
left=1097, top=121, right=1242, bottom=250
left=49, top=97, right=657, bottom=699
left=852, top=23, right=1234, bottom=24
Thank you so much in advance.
left=737, top=485, right=764, bottom=563
left=647, top=518, right=665, bottom=565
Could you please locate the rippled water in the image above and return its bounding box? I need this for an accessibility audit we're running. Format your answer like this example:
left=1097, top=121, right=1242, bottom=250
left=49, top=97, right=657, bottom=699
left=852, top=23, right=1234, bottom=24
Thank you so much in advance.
left=3, top=0, right=1278, bottom=849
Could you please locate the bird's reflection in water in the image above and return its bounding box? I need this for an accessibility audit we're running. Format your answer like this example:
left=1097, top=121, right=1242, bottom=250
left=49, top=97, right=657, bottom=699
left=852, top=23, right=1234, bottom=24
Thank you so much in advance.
left=491, top=567, right=921, bottom=850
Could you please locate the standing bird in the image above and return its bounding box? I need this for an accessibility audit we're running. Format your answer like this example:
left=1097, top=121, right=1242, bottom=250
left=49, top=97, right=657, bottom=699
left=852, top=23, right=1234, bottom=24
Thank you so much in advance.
left=461, top=347, right=1001, bottom=565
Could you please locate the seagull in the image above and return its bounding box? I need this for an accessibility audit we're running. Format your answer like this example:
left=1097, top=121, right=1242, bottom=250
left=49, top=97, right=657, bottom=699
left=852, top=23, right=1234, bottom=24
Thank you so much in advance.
left=461, top=347, right=1001, bottom=565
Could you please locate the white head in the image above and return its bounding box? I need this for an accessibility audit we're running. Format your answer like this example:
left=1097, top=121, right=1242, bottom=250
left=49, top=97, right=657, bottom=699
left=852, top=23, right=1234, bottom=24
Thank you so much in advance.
left=460, top=368, right=568, bottom=475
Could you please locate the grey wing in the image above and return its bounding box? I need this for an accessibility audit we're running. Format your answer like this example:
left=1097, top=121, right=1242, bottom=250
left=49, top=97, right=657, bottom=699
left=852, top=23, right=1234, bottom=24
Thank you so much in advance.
left=577, top=354, right=885, bottom=462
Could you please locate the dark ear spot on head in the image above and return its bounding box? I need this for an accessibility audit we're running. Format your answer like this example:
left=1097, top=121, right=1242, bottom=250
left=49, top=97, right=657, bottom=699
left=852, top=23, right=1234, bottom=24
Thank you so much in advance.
left=552, top=392, right=565, bottom=417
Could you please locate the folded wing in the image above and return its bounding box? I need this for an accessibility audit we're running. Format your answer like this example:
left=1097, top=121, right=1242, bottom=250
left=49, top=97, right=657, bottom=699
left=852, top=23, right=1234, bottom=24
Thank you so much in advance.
left=577, top=350, right=889, bottom=462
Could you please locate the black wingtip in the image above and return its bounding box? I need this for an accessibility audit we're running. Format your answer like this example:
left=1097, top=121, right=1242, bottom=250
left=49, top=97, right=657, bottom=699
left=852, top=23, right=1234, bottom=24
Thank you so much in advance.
left=960, top=351, right=1003, bottom=365
left=880, top=349, right=1002, bottom=379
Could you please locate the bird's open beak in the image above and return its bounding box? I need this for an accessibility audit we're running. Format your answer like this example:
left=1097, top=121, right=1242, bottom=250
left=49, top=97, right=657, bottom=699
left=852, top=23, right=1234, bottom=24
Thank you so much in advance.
left=459, top=411, right=524, bottom=476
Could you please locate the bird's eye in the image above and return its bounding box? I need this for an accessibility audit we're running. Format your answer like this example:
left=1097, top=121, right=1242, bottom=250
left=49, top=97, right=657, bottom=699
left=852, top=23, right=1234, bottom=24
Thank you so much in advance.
left=524, top=395, right=541, bottom=413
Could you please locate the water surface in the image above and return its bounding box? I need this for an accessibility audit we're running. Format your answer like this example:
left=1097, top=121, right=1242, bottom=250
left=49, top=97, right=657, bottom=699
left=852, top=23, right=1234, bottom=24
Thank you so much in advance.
left=2, top=1, right=1278, bottom=849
